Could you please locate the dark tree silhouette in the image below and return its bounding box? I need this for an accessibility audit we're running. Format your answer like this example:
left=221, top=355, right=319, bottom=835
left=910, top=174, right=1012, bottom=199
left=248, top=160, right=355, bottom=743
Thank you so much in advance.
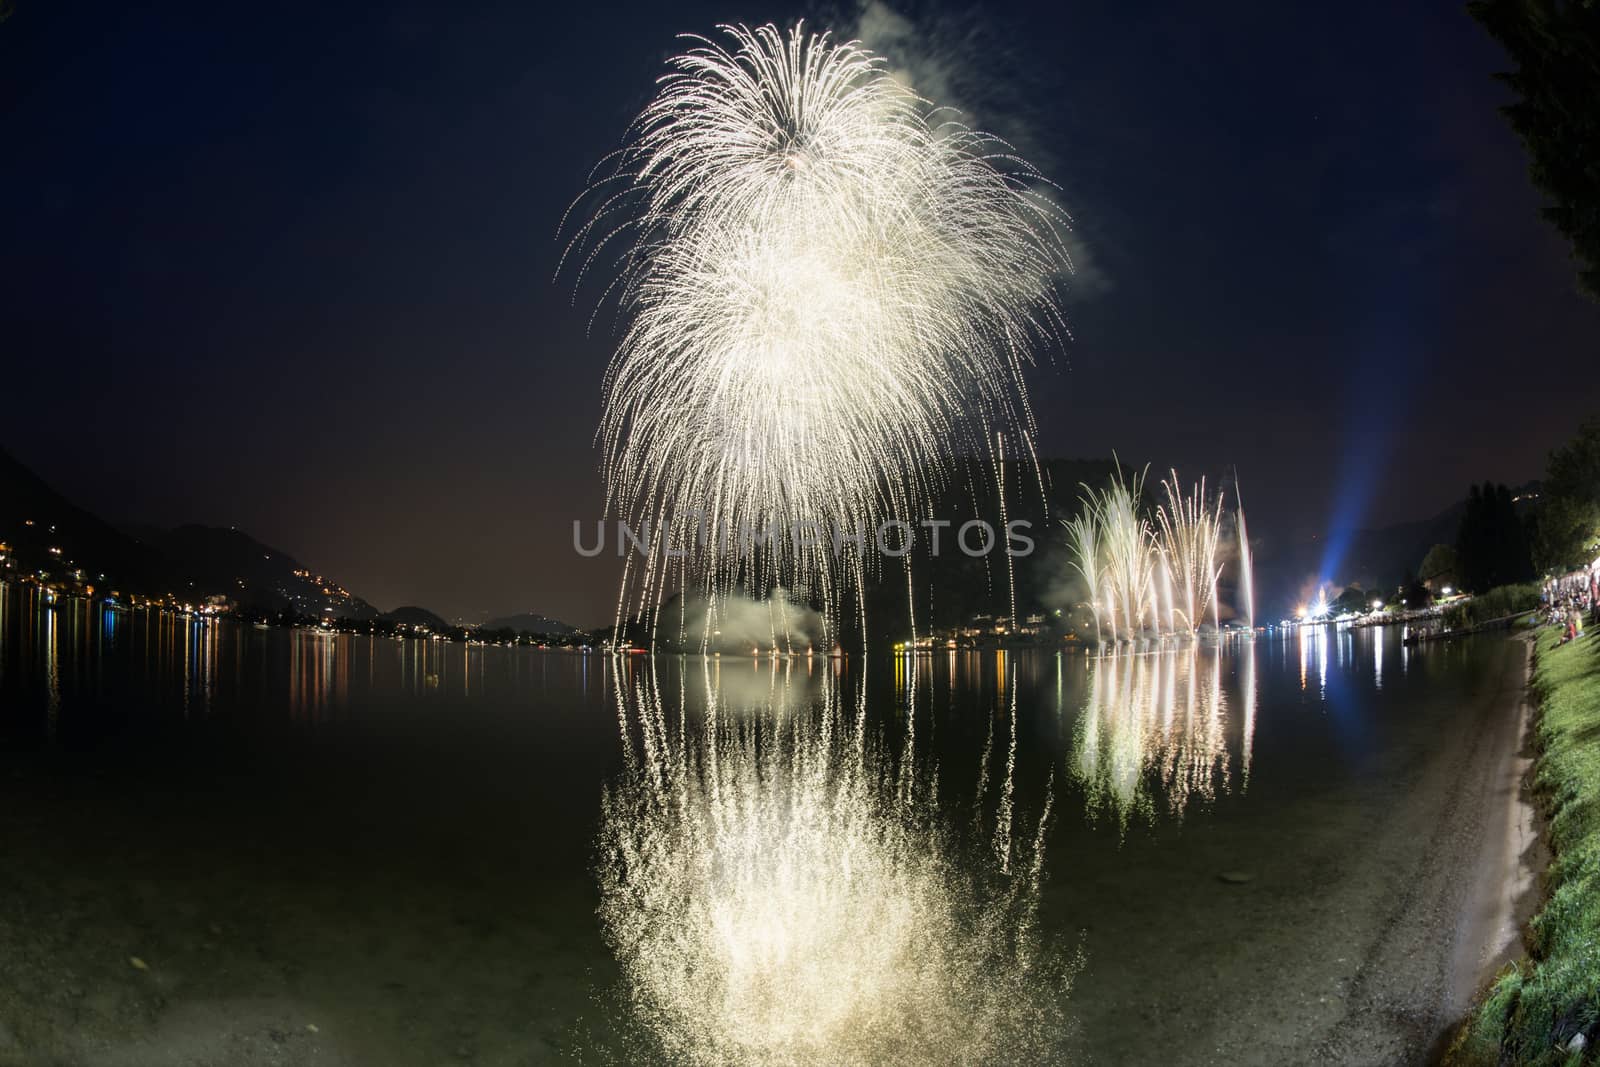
left=1469, top=0, right=1600, bottom=300
left=1456, top=481, right=1536, bottom=591
left=1418, top=543, right=1459, bottom=587
left=1536, top=418, right=1600, bottom=569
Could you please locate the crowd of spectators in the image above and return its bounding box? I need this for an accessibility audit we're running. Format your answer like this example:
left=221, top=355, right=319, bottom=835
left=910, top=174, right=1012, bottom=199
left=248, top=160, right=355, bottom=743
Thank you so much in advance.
left=1541, top=568, right=1598, bottom=645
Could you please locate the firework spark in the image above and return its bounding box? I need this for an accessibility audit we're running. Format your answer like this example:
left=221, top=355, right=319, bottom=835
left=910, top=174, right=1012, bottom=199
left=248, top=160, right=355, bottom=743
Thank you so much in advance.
left=565, top=23, right=1071, bottom=638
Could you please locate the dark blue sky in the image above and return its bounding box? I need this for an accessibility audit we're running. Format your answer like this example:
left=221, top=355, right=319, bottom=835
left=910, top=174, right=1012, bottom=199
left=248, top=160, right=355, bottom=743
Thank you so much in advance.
left=3, top=1, right=1596, bottom=625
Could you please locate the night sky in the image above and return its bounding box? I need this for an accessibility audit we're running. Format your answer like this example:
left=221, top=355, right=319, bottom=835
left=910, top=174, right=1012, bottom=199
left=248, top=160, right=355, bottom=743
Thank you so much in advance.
left=3, top=1, right=1597, bottom=627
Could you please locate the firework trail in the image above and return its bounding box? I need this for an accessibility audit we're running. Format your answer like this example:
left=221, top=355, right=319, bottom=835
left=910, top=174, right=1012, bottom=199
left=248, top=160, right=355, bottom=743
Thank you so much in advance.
left=1154, top=470, right=1225, bottom=636
left=564, top=23, right=1072, bottom=641
left=1235, top=484, right=1254, bottom=629
left=1064, top=508, right=1104, bottom=646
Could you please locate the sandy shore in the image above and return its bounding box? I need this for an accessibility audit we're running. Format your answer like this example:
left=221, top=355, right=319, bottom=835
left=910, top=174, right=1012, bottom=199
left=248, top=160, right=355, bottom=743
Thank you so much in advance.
left=1444, top=636, right=1547, bottom=1039
left=1045, top=633, right=1552, bottom=1067
left=1302, top=634, right=1545, bottom=1064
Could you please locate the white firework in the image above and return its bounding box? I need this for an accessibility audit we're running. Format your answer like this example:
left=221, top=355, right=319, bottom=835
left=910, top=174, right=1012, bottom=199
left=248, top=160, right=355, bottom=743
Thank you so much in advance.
left=1234, top=487, right=1255, bottom=629
left=1071, top=465, right=1160, bottom=643
left=565, top=23, right=1071, bottom=638
left=1154, top=470, right=1225, bottom=636
left=1066, top=466, right=1253, bottom=646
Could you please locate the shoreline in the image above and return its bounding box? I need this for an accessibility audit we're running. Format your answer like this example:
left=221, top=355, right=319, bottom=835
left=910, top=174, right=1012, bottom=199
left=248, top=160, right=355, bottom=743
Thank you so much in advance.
left=1298, top=631, right=1545, bottom=1064
left=1451, top=623, right=1600, bottom=1063
left=1440, top=632, right=1549, bottom=1058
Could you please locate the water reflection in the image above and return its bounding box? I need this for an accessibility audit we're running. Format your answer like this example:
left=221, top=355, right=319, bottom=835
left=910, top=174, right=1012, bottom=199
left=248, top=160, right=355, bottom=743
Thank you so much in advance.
left=1072, top=646, right=1256, bottom=827
left=45, top=597, right=59, bottom=737
left=1295, top=624, right=1330, bottom=697
left=596, top=658, right=1073, bottom=1066
left=1241, top=642, right=1256, bottom=786
left=287, top=629, right=344, bottom=722
left=1372, top=625, right=1384, bottom=689
left=0, top=584, right=609, bottom=743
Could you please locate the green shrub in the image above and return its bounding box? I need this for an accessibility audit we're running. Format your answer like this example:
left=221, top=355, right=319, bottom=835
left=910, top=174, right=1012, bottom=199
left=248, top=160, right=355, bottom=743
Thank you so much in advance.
left=1447, top=583, right=1543, bottom=629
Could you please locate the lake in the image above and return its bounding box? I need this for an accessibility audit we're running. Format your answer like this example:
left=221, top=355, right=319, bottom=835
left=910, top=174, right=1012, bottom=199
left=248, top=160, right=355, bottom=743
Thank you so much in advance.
left=0, top=581, right=1533, bottom=1065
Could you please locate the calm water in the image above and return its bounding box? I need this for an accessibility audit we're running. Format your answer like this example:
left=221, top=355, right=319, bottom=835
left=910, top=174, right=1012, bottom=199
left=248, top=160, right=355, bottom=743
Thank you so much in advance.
left=0, top=580, right=1522, bottom=1065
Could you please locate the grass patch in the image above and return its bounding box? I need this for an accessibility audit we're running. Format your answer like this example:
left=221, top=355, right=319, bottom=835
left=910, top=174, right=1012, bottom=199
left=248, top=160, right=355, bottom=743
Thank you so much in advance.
left=1454, top=627, right=1600, bottom=1065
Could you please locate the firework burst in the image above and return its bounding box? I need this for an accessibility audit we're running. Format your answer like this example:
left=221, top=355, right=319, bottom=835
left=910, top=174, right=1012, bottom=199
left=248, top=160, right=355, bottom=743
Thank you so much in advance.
left=565, top=23, right=1072, bottom=638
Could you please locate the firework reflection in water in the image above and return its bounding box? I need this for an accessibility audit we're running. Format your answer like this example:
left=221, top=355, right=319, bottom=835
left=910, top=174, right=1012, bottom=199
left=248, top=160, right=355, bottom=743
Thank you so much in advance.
left=596, top=659, right=1074, bottom=1066
left=1072, top=644, right=1257, bottom=829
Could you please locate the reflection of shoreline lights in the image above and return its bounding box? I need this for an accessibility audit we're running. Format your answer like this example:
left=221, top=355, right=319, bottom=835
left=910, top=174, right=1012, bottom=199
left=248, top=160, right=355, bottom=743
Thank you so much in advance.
left=567, top=24, right=1072, bottom=639
left=1067, top=466, right=1253, bottom=645
left=1072, top=647, right=1255, bottom=827
left=1297, top=623, right=1329, bottom=696
left=597, top=663, right=1072, bottom=1064
left=1373, top=626, right=1384, bottom=689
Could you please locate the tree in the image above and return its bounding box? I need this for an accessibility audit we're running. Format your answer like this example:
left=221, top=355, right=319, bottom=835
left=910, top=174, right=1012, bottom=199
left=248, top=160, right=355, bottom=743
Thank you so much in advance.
left=1418, top=543, right=1459, bottom=587
left=1458, top=485, right=1488, bottom=590
left=1536, top=418, right=1600, bottom=569
left=1394, top=571, right=1432, bottom=609
left=1456, top=482, right=1536, bottom=592
left=1469, top=0, right=1600, bottom=300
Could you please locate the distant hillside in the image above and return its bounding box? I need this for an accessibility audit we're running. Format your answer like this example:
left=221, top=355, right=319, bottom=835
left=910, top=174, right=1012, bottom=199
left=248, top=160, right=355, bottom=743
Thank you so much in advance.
left=0, top=447, right=374, bottom=618
left=382, top=605, right=451, bottom=631
left=484, top=612, right=576, bottom=636
left=1260, top=505, right=1462, bottom=600
left=0, top=447, right=173, bottom=594
left=137, top=524, right=379, bottom=619
left=1251, top=484, right=1539, bottom=616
